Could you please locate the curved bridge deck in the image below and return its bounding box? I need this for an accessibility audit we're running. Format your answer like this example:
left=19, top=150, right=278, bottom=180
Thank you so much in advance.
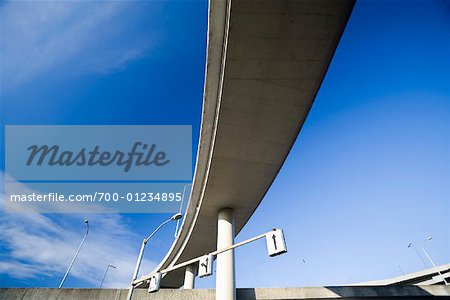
left=150, top=0, right=355, bottom=288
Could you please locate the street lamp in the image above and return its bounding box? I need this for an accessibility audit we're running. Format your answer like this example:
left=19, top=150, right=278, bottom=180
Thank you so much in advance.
left=421, top=236, right=449, bottom=285
left=100, top=264, right=116, bottom=288
left=127, top=213, right=182, bottom=300
left=59, top=219, right=89, bottom=288
left=407, top=241, right=428, bottom=268
left=174, top=184, right=191, bottom=238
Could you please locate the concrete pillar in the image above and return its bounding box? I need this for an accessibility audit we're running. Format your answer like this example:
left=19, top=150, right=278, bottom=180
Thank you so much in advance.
left=183, top=263, right=197, bottom=289
left=216, top=208, right=235, bottom=300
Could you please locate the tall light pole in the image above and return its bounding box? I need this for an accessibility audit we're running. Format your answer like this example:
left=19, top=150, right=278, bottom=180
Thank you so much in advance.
left=421, top=236, right=449, bottom=285
left=100, top=264, right=116, bottom=288
left=174, top=184, right=191, bottom=238
left=59, top=219, right=89, bottom=288
left=408, top=242, right=428, bottom=268
left=127, top=213, right=182, bottom=300
left=398, top=265, right=405, bottom=276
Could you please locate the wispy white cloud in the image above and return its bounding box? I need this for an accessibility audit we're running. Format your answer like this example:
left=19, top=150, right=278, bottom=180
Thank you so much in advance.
left=0, top=173, right=157, bottom=288
left=0, top=0, right=158, bottom=91
left=0, top=0, right=163, bottom=286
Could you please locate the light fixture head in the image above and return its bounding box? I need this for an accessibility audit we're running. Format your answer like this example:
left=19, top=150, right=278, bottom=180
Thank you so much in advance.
left=171, top=213, right=182, bottom=220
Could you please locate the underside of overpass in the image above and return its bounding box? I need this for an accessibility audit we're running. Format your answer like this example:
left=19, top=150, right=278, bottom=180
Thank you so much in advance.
left=142, top=0, right=355, bottom=289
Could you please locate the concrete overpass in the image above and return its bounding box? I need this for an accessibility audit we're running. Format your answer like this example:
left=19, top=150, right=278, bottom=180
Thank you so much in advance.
left=133, top=0, right=356, bottom=294
left=354, top=264, right=450, bottom=286
left=2, top=286, right=450, bottom=300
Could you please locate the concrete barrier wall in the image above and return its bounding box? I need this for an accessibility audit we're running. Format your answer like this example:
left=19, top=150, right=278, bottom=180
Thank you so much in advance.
left=1, top=286, right=449, bottom=300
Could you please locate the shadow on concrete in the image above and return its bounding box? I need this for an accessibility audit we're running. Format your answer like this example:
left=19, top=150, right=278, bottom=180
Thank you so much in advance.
left=325, top=285, right=435, bottom=299
left=236, top=286, right=449, bottom=300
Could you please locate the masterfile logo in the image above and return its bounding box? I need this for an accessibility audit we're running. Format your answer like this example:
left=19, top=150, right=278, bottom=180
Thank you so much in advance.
left=4, top=125, right=192, bottom=213
left=26, top=142, right=170, bottom=172
left=6, top=125, right=191, bottom=180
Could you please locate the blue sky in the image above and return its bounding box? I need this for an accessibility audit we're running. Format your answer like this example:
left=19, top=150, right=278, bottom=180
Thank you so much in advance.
left=1, top=0, right=449, bottom=289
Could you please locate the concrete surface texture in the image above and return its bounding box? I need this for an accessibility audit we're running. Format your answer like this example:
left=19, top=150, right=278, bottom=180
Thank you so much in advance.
left=151, top=0, right=355, bottom=288
left=1, top=286, right=450, bottom=300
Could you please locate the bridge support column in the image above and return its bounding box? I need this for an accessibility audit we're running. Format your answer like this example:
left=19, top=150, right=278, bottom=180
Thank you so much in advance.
left=183, top=263, right=197, bottom=289
left=216, top=208, right=236, bottom=300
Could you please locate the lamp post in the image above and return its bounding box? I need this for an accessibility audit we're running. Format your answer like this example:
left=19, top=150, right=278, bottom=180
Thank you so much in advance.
left=127, top=213, right=182, bottom=300
left=174, top=184, right=191, bottom=238
left=100, top=264, right=116, bottom=288
left=407, top=242, right=428, bottom=268
left=421, top=236, right=449, bottom=285
left=59, top=219, right=89, bottom=288
left=398, top=265, right=405, bottom=276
